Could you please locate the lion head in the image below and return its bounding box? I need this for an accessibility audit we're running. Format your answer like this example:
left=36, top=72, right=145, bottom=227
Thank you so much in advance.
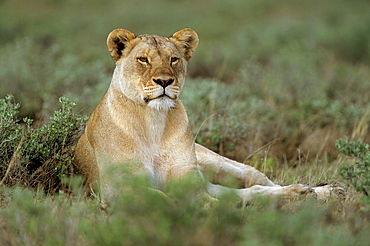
left=106, top=28, right=199, bottom=111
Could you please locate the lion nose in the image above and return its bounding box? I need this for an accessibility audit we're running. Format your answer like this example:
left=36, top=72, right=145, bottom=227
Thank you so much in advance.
left=153, top=78, right=174, bottom=88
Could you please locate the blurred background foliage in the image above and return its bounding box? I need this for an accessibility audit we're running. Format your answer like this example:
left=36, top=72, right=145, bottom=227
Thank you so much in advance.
left=0, top=0, right=369, bottom=166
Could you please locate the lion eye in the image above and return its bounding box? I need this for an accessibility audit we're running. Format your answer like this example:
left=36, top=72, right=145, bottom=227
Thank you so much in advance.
left=171, top=57, right=179, bottom=64
left=137, top=57, right=149, bottom=63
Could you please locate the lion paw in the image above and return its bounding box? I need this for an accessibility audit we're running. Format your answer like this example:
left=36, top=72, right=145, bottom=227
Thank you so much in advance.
left=268, top=184, right=315, bottom=204
left=312, top=185, right=346, bottom=201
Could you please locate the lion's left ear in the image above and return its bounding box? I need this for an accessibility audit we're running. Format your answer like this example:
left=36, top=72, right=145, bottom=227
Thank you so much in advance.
left=107, top=29, right=136, bottom=62
left=170, top=28, right=199, bottom=61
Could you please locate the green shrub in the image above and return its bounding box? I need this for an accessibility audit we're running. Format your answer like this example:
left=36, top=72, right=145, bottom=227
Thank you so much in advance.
left=336, top=137, right=370, bottom=205
left=0, top=95, right=23, bottom=180
left=0, top=95, right=87, bottom=193
left=1, top=175, right=369, bottom=246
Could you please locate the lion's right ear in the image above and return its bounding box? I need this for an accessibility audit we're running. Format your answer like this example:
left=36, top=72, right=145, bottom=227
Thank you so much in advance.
left=107, top=29, right=136, bottom=61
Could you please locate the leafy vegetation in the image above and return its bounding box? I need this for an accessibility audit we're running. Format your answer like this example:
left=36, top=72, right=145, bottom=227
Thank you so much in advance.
left=1, top=174, right=369, bottom=246
left=337, top=137, right=370, bottom=205
left=0, top=0, right=370, bottom=245
left=0, top=95, right=86, bottom=192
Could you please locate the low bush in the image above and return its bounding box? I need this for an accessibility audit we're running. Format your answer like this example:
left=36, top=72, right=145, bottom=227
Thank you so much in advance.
left=0, top=95, right=87, bottom=193
left=1, top=174, right=369, bottom=246
left=337, top=137, right=370, bottom=205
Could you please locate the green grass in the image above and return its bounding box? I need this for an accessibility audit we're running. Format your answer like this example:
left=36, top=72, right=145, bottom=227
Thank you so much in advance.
left=1, top=0, right=370, bottom=244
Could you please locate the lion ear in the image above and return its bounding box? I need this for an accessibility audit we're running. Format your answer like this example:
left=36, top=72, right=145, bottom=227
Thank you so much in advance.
left=170, top=28, right=199, bottom=61
left=107, top=29, right=136, bottom=61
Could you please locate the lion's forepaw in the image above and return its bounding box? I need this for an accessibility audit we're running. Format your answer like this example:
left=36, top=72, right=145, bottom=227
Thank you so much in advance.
left=312, top=185, right=346, bottom=201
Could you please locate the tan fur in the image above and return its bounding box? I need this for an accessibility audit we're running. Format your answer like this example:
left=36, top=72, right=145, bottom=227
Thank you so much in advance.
left=74, top=28, right=344, bottom=203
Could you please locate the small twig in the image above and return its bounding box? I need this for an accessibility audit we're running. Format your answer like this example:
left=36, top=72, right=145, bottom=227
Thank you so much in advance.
left=0, top=136, right=25, bottom=186
left=0, top=136, right=17, bottom=149
left=242, top=138, right=280, bottom=164
left=193, top=113, right=218, bottom=143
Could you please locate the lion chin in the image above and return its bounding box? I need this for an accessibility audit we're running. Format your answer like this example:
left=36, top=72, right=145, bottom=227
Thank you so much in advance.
left=147, top=97, right=176, bottom=111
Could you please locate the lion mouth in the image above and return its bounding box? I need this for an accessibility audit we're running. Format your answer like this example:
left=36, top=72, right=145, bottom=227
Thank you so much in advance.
left=143, top=89, right=177, bottom=103
left=144, top=93, right=167, bottom=103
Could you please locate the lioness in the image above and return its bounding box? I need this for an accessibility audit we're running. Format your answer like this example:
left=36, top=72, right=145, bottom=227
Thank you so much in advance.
left=74, top=28, right=342, bottom=203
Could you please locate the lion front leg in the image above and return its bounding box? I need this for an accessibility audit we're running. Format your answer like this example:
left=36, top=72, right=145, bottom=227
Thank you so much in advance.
left=195, top=143, right=346, bottom=202
left=207, top=183, right=314, bottom=205
left=195, top=143, right=275, bottom=188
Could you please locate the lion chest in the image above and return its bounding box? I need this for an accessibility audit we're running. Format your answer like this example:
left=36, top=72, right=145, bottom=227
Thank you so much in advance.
left=107, top=105, right=176, bottom=184
left=137, top=112, right=176, bottom=187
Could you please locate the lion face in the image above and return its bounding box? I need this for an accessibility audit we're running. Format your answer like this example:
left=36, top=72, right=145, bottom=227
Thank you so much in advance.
left=107, top=28, right=199, bottom=111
